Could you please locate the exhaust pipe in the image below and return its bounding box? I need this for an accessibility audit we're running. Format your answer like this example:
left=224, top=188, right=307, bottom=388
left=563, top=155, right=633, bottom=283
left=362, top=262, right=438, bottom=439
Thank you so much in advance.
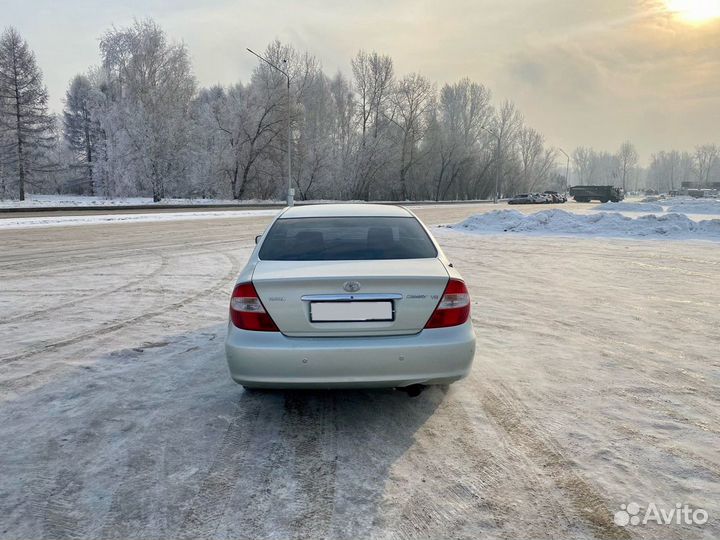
left=397, top=384, right=426, bottom=397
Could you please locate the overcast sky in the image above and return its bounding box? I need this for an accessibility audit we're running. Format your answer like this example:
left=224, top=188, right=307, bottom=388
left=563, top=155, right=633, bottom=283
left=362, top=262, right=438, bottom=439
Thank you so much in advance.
left=4, top=0, right=719, bottom=161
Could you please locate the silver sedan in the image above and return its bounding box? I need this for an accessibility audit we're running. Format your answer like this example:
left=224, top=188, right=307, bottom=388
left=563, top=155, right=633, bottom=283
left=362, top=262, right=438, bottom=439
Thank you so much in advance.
left=225, top=203, right=476, bottom=389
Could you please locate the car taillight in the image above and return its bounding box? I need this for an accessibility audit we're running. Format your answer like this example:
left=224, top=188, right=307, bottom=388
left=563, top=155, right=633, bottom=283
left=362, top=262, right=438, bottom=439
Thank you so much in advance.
left=229, top=282, right=279, bottom=331
left=424, top=278, right=471, bottom=329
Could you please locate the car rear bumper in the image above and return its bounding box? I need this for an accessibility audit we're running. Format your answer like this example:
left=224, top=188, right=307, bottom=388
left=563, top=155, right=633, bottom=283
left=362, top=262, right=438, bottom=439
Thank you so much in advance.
left=225, top=321, right=476, bottom=388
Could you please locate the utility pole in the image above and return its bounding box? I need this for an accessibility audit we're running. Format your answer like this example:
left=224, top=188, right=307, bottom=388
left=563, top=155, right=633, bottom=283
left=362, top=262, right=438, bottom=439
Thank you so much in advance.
left=481, top=125, right=501, bottom=203
left=558, top=147, right=570, bottom=193
left=247, top=48, right=293, bottom=206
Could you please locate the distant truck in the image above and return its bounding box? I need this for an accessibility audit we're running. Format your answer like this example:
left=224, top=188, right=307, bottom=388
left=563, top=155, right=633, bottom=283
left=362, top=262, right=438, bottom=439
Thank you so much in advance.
left=569, top=185, right=624, bottom=203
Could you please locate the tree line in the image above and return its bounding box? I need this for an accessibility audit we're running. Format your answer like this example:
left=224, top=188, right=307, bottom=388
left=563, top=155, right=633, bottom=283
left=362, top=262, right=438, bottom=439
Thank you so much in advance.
left=0, top=21, right=718, bottom=201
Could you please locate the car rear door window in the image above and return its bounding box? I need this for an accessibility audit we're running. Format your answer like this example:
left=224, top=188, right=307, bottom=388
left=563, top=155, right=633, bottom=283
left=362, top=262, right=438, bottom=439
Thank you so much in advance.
left=258, top=217, right=438, bottom=261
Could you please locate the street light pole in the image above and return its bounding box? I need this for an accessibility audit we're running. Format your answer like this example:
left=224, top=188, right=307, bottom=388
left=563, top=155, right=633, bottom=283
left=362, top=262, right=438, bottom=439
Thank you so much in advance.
left=481, top=126, right=501, bottom=204
left=558, top=147, right=570, bottom=193
left=247, top=48, right=293, bottom=207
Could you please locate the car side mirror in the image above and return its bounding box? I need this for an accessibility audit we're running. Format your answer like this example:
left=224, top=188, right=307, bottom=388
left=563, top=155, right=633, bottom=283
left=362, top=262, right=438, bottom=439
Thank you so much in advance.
left=255, top=235, right=262, bottom=245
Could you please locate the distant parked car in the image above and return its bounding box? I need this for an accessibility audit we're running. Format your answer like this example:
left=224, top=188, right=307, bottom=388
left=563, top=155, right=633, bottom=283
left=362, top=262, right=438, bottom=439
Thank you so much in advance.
left=508, top=194, right=535, bottom=205
left=543, top=191, right=566, bottom=203
left=532, top=193, right=552, bottom=204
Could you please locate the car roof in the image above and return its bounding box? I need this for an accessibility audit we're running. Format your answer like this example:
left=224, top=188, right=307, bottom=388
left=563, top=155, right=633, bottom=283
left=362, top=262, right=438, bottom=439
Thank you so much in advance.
left=278, top=203, right=413, bottom=219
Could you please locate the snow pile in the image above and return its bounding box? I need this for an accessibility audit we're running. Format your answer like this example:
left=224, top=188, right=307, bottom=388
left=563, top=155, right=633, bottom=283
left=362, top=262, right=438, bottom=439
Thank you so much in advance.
left=450, top=209, right=720, bottom=240
left=665, top=197, right=720, bottom=215
left=592, top=201, right=664, bottom=212
left=593, top=197, right=720, bottom=215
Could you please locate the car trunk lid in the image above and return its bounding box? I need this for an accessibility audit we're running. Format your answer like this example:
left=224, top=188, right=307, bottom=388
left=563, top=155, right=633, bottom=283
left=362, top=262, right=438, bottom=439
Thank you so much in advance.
left=252, top=259, right=449, bottom=337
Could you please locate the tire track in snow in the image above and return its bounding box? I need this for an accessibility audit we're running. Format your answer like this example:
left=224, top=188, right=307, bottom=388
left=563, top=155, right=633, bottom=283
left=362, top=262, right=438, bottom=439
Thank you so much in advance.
left=283, top=393, right=338, bottom=539
left=173, top=396, right=267, bottom=540
left=0, top=234, right=252, bottom=274
left=181, top=391, right=340, bottom=539
left=0, top=253, right=171, bottom=325
left=376, top=386, right=577, bottom=540
left=476, top=380, right=631, bottom=540
left=380, top=394, right=510, bottom=540
left=38, top=468, right=85, bottom=540
left=0, top=252, right=239, bottom=366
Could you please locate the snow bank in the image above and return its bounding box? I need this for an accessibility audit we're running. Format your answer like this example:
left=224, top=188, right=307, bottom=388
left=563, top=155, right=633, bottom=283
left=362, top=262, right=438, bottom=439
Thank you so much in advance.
left=592, top=201, right=664, bottom=212
left=0, top=209, right=280, bottom=229
left=449, top=209, right=720, bottom=240
left=0, top=194, right=279, bottom=208
left=593, top=197, right=720, bottom=215
left=665, top=198, right=720, bottom=215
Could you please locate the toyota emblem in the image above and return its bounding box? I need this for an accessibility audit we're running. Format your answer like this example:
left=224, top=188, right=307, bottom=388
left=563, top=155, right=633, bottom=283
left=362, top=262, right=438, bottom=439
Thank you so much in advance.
left=343, top=281, right=361, bottom=293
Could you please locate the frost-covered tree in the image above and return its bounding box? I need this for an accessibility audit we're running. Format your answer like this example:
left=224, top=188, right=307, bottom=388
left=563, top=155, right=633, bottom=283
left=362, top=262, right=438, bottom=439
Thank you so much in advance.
left=63, top=74, right=103, bottom=194
left=648, top=150, right=682, bottom=192
left=694, top=144, right=719, bottom=188
left=187, top=86, right=228, bottom=198
left=327, top=71, right=357, bottom=199
left=293, top=69, right=336, bottom=200
left=4, top=20, right=644, bottom=202
left=427, top=79, right=492, bottom=200
left=572, top=147, right=596, bottom=185
left=215, top=81, right=284, bottom=200
left=517, top=127, right=555, bottom=193
left=616, top=141, right=638, bottom=192
left=350, top=50, right=395, bottom=199
left=389, top=73, right=434, bottom=200
left=490, top=100, right=523, bottom=198
left=0, top=27, right=54, bottom=200
left=98, top=20, right=195, bottom=201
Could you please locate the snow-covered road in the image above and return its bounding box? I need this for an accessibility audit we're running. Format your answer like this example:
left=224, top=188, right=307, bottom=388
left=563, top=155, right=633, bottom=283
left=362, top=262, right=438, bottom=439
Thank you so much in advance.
left=0, top=205, right=718, bottom=539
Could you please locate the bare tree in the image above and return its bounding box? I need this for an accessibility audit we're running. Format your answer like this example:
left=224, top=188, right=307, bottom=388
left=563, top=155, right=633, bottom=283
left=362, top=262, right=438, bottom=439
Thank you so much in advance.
left=694, top=144, right=719, bottom=188
left=351, top=50, right=394, bottom=141
left=516, top=127, right=555, bottom=193
left=491, top=100, right=523, bottom=197
left=572, top=147, right=596, bottom=185
left=293, top=67, right=335, bottom=200
left=350, top=50, right=395, bottom=199
left=390, top=73, right=434, bottom=199
left=429, top=79, right=492, bottom=200
left=616, top=141, right=638, bottom=192
left=648, top=150, right=682, bottom=192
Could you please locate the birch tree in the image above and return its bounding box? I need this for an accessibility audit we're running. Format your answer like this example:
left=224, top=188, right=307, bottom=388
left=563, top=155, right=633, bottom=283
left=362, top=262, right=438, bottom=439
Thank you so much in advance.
left=99, top=20, right=195, bottom=201
left=351, top=50, right=395, bottom=199
left=390, top=73, right=434, bottom=200
left=430, top=79, right=492, bottom=200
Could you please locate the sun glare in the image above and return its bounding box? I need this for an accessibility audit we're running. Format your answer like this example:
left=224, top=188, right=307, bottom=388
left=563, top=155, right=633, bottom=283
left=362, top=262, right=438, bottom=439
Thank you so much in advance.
left=665, top=0, right=720, bottom=22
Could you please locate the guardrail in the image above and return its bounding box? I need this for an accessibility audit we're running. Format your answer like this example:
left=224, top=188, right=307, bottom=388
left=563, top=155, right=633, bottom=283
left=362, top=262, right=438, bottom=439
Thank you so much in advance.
left=0, top=199, right=499, bottom=215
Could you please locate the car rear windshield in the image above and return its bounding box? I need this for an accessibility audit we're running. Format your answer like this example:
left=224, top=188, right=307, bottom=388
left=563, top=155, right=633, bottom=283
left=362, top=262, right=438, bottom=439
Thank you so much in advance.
left=258, top=216, right=438, bottom=261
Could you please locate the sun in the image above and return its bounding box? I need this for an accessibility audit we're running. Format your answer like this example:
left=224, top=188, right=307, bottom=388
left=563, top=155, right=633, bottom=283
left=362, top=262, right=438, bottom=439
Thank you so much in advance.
left=665, top=0, right=720, bottom=22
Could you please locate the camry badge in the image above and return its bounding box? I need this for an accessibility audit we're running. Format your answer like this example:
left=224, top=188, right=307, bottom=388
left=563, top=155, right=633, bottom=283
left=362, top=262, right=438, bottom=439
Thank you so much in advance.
left=343, top=280, right=361, bottom=293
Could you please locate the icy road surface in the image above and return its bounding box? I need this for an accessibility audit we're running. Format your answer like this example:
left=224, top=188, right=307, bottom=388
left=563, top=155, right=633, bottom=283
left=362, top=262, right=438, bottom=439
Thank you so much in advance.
left=0, top=205, right=718, bottom=540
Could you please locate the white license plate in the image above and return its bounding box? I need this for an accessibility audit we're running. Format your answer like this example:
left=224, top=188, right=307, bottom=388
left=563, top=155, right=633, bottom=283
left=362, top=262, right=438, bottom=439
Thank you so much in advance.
left=310, top=301, right=393, bottom=322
